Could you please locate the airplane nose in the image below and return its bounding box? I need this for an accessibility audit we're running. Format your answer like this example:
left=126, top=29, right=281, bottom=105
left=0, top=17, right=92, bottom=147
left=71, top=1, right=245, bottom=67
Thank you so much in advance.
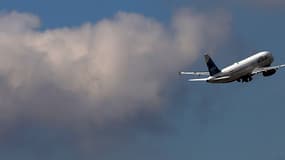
left=268, top=52, right=274, bottom=63
left=270, top=54, right=274, bottom=63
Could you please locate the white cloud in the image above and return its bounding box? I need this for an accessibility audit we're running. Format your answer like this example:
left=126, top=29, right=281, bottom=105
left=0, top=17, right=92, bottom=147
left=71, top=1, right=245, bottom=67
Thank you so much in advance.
left=0, top=10, right=230, bottom=134
left=0, top=11, right=40, bottom=33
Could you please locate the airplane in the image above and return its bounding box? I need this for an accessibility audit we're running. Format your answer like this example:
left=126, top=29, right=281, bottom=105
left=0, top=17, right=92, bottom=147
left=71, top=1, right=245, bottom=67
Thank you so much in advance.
left=179, top=51, right=285, bottom=83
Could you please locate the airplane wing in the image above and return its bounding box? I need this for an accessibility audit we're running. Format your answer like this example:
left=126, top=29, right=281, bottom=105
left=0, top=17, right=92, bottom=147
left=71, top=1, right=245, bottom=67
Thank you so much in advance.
left=188, top=78, right=209, bottom=82
left=179, top=71, right=210, bottom=76
left=252, top=64, right=285, bottom=75
left=188, top=76, right=230, bottom=82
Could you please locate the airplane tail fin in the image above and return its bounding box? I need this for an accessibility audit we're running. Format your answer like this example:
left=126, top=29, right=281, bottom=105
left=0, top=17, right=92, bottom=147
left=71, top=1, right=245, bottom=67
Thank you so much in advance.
left=204, top=54, right=221, bottom=76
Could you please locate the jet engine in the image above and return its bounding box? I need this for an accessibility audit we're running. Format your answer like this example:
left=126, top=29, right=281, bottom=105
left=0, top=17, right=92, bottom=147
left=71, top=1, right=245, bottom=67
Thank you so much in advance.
left=262, top=69, right=276, bottom=77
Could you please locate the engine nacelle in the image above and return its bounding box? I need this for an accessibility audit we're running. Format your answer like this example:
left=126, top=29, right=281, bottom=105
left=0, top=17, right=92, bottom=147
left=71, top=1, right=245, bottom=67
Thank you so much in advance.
left=262, top=69, right=276, bottom=77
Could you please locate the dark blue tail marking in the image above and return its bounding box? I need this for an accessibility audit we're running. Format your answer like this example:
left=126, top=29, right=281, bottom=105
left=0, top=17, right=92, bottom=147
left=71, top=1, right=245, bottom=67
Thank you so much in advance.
left=204, top=54, right=221, bottom=76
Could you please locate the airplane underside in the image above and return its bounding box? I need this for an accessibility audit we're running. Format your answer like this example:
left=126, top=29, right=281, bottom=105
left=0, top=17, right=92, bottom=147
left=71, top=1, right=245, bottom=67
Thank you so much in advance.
left=237, top=75, right=253, bottom=83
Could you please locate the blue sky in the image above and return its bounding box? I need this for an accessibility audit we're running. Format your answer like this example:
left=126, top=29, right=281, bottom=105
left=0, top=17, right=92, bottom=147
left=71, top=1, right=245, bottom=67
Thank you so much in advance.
left=1, top=0, right=285, bottom=160
left=1, top=0, right=173, bottom=28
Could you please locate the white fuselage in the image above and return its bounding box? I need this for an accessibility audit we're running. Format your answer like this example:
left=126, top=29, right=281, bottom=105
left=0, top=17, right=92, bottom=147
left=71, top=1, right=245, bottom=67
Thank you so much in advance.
left=207, top=51, right=274, bottom=83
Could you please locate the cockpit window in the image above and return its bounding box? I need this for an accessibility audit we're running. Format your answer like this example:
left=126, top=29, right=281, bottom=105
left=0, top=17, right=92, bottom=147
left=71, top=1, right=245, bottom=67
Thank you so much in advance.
left=258, top=56, right=267, bottom=63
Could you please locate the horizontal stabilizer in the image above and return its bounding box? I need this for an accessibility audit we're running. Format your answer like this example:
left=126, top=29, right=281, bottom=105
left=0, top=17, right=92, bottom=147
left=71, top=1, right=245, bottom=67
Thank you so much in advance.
left=179, top=71, right=209, bottom=76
